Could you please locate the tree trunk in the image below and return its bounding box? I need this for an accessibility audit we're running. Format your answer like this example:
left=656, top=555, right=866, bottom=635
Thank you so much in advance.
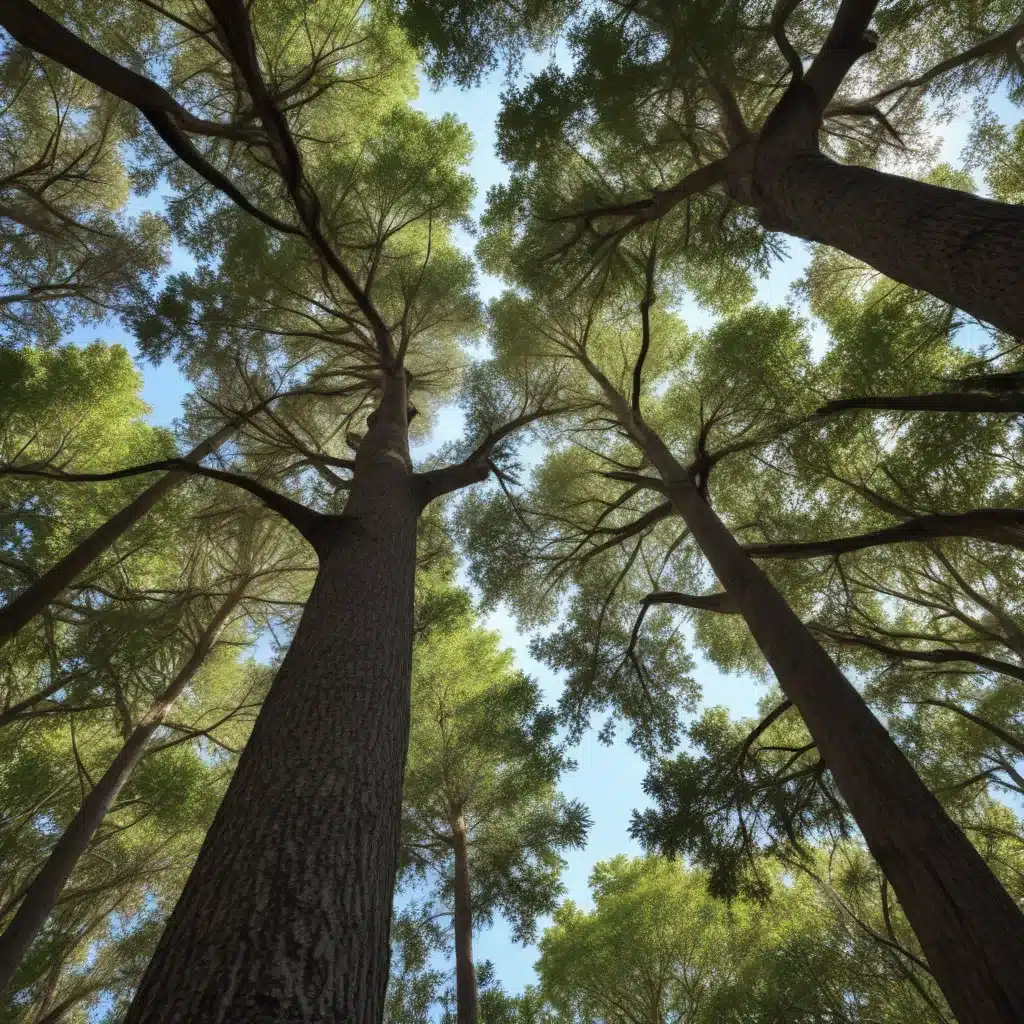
left=451, top=813, right=478, bottom=1024
left=753, top=147, right=1024, bottom=338
left=596, top=369, right=1024, bottom=1024
left=0, top=590, right=241, bottom=993
left=123, top=373, right=419, bottom=1024
left=0, top=423, right=236, bottom=651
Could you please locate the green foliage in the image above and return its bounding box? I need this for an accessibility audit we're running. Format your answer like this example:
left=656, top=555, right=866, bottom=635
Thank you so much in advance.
left=533, top=854, right=948, bottom=1023
left=399, top=608, right=590, bottom=942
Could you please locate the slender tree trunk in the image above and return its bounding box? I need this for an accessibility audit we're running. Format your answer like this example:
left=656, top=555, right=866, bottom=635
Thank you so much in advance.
left=123, top=373, right=419, bottom=1024
left=0, top=590, right=241, bottom=993
left=451, top=813, right=478, bottom=1024
left=753, top=147, right=1024, bottom=338
left=0, top=423, right=235, bottom=651
left=597, top=371, right=1024, bottom=1024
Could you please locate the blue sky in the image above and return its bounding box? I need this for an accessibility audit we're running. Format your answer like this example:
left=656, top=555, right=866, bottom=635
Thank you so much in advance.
left=64, top=58, right=1018, bottom=1002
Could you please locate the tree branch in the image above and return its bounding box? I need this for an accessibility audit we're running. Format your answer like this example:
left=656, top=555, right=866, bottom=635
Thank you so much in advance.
left=204, top=0, right=394, bottom=363
left=830, top=19, right=1024, bottom=110
left=414, top=406, right=574, bottom=507
left=744, top=508, right=1024, bottom=559
left=817, top=392, right=1024, bottom=415
left=810, top=624, right=1024, bottom=683
left=642, top=590, right=740, bottom=614
left=736, top=699, right=796, bottom=768
left=0, top=459, right=324, bottom=545
left=0, top=0, right=301, bottom=237
left=911, top=698, right=1024, bottom=757
left=632, top=243, right=657, bottom=414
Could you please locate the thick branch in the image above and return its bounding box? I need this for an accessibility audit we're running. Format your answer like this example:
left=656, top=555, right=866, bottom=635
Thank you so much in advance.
left=545, top=153, right=736, bottom=253
left=642, top=590, right=740, bottom=613
left=801, top=0, right=881, bottom=114
left=745, top=508, right=1024, bottom=559
left=831, top=19, right=1024, bottom=110
left=0, top=460, right=323, bottom=544
left=811, top=624, right=1024, bottom=683
left=414, top=406, right=573, bottom=506
left=204, top=0, right=393, bottom=362
left=632, top=245, right=657, bottom=414
left=817, top=392, right=1024, bottom=415
left=0, top=0, right=300, bottom=237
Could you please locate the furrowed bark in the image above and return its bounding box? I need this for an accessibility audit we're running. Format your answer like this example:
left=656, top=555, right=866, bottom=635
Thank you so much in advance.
left=123, top=373, right=418, bottom=1024
left=743, top=508, right=1024, bottom=560
left=451, top=813, right=478, bottom=1024
left=0, top=423, right=235, bottom=651
left=0, top=589, right=241, bottom=992
left=588, top=364, right=1024, bottom=1024
left=817, top=392, right=1024, bottom=415
left=753, top=150, right=1024, bottom=337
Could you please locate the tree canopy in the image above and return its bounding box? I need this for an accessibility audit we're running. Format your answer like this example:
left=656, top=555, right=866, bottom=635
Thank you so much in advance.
left=1, top=0, right=1023, bottom=1020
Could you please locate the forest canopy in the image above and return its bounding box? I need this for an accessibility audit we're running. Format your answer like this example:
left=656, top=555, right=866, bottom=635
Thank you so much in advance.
left=0, top=0, right=1023, bottom=1021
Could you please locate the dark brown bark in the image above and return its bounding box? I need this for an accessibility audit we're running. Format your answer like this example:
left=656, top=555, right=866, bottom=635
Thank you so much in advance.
left=0, top=590, right=241, bottom=992
left=590, top=367, right=1024, bottom=1024
left=122, top=374, right=419, bottom=1024
left=817, top=392, right=1024, bottom=415
left=743, top=508, right=1024, bottom=560
left=752, top=131, right=1024, bottom=339
left=451, top=814, right=478, bottom=1024
left=0, top=424, right=235, bottom=651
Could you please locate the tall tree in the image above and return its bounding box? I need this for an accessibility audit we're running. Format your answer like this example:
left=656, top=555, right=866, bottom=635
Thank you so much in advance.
left=533, top=854, right=949, bottom=1023
left=0, top=1, right=571, bottom=1014
left=399, top=608, right=589, bottom=1024
left=396, top=0, right=1024, bottom=334
left=0, top=508, right=306, bottom=991
left=458, top=193, right=1024, bottom=1018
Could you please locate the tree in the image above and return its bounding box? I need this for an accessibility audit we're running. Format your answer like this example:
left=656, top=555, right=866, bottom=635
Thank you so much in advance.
left=533, top=854, right=949, bottom=1023
left=0, top=1, right=570, bottom=1015
left=397, top=0, right=1024, bottom=334
left=398, top=608, right=589, bottom=1024
left=457, top=191, right=1024, bottom=1018
left=0, top=39, right=168, bottom=348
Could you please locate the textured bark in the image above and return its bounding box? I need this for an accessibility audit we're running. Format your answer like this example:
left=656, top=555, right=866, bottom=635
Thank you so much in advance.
left=0, top=424, right=235, bottom=650
left=123, top=374, right=418, bottom=1024
left=754, top=147, right=1024, bottom=338
left=451, top=814, right=478, bottom=1024
left=592, top=371, right=1024, bottom=1024
left=817, top=392, right=1024, bottom=415
left=0, top=590, right=241, bottom=992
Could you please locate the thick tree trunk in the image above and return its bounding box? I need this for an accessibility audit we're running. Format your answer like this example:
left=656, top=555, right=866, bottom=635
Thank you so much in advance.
left=451, top=814, right=478, bottom=1024
left=0, top=424, right=235, bottom=651
left=754, top=148, right=1024, bottom=338
left=652, top=447, right=1024, bottom=1024
left=123, top=374, right=419, bottom=1024
left=594, top=367, right=1024, bottom=1023
left=0, top=590, right=240, bottom=993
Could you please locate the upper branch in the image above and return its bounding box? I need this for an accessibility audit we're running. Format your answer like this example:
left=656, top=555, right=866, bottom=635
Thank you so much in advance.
left=816, top=392, right=1024, bottom=415
left=810, top=624, right=1024, bottom=683
left=800, top=0, right=881, bottom=115
left=829, top=19, right=1024, bottom=111
left=642, top=590, right=740, bottom=614
left=744, top=508, right=1024, bottom=559
left=204, top=0, right=394, bottom=364
left=631, top=243, right=657, bottom=414
left=414, top=405, right=578, bottom=507
left=0, top=0, right=301, bottom=236
left=0, top=459, right=325, bottom=544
